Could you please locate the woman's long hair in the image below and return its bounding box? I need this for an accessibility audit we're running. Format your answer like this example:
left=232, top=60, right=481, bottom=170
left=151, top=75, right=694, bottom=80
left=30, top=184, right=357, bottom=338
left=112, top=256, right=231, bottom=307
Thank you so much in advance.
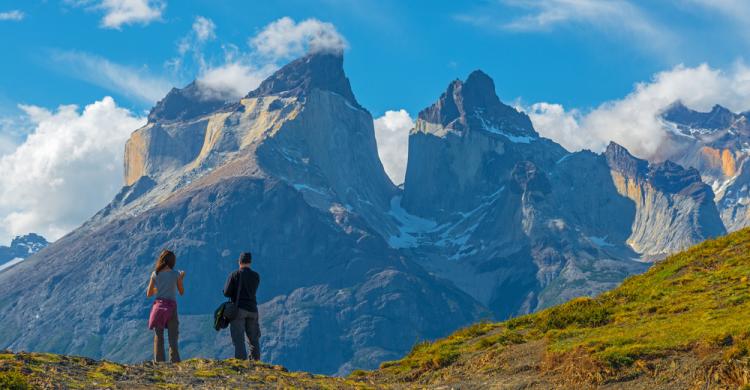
left=154, top=249, right=176, bottom=274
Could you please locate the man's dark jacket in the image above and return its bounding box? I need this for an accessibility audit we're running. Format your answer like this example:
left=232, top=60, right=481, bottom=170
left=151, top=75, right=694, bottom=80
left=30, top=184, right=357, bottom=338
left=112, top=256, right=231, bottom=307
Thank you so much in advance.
left=223, top=267, right=260, bottom=313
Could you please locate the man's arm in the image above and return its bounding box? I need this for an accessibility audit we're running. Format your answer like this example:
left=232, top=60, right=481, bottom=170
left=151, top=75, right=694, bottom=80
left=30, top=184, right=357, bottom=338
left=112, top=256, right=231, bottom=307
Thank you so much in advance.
left=223, top=272, right=235, bottom=298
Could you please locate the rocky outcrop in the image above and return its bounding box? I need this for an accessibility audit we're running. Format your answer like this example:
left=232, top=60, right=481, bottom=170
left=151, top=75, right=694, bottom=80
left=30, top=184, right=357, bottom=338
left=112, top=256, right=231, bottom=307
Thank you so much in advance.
left=0, top=233, right=48, bottom=271
left=0, top=52, right=482, bottom=375
left=656, top=102, right=750, bottom=231
left=247, top=52, right=362, bottom=110
left=397, top=73, right=653, bottom=318
left=0, top=55, right=730, bottom=376
left=605, top=142, right=726, bottom=258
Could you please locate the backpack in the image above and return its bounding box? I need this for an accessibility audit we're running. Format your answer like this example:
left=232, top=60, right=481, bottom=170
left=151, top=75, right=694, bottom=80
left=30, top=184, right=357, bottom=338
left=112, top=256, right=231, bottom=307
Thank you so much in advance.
left=213, top=271, right=243, bottom=331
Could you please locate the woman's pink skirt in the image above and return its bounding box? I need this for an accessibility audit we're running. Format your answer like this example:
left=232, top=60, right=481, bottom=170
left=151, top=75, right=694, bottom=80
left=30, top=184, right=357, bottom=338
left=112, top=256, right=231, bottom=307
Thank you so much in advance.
left=148, top=298, right=176, bottom=329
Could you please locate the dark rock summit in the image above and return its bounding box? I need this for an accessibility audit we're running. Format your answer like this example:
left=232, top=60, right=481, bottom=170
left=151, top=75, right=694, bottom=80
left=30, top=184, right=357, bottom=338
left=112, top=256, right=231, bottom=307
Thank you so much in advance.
left=604, top=142, right=648, bottom=178
left=417, top=70, right=536, bottom=137
left=0, top=52, right=480, bottom=376
left=0, top=54, right=729, bottom=376
left=662, top=101, right=739, bottom=132
left=148, top=81, right=229, bottom=123
left=247, top=52, right=362, bottom=110
left=0, top=233, right=48, bottom=270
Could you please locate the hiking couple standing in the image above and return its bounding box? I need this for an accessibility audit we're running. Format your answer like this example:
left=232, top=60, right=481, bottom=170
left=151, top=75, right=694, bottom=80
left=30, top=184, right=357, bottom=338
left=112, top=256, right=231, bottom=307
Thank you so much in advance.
left=146, top=250, right=261, bottom=363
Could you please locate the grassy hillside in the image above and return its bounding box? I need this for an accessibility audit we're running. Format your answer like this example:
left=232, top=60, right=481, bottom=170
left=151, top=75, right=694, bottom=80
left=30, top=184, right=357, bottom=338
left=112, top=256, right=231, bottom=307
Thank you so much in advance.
left=366, top=227, right=750, bottom=388
left=5, top=228, right=750, bottom=388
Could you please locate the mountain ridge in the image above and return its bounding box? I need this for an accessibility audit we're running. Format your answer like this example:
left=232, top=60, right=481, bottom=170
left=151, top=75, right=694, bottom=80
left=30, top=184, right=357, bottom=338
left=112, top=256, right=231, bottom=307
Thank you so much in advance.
left=0, top=52, right=730, bottom=376
left=4, top=226, right=750, bottom=388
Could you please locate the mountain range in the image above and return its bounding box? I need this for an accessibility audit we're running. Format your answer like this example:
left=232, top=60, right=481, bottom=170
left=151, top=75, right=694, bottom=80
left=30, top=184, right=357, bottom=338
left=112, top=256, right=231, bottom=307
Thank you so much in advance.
left=0, top=233, right=48, bottom=272
left=0, top=51, right=740, bottom=375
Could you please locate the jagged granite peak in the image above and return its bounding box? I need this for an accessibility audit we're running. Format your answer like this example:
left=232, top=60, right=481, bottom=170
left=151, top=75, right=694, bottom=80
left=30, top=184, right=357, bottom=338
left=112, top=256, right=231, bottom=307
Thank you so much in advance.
left=0, top=52, right=461, bottom=375
left=647, top=160, right=709, bottom=196
left=9, top=233, right=48, bottom=253
left=246, top=51, right=363, bottom=110
left=417, top=70, right=536, bottom=138
left=147, top=81, right=230, bottom=123
left=0, top=233, right=49, bottom=269
left=0, top=53, right=734, bottom=377
left=604, top=141, right=648, bottom=178
left=653, top=101, right=750, bottom=231
left=662, top=101, right=738, bottom=131
left=604, top=141, right=725, bottom=258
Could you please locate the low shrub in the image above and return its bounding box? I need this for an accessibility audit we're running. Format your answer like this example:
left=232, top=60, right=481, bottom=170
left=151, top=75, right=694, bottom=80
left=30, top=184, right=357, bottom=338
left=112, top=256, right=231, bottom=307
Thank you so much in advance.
left=0, top=370, right=30, bottom=390
left=537, top=297, right=611, bottom=332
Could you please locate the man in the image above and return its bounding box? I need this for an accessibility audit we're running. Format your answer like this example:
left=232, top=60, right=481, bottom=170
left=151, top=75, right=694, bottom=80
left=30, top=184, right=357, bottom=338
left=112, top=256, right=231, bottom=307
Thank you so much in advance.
left=223, top=252, right=261, bottom=360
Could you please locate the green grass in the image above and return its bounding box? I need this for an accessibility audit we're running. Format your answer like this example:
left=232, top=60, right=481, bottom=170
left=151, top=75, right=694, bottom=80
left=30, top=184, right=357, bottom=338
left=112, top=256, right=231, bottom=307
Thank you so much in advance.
left=376, top=227, right=750, bottom=378
left=0, top=370, right=30, bottom=390
left=378, top=321, right=524, bottom=375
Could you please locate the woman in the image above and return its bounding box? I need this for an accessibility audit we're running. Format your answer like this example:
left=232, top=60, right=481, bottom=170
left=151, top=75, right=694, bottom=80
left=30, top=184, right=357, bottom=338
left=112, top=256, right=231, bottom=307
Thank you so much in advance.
left=146, top=249, right=185, bottom=363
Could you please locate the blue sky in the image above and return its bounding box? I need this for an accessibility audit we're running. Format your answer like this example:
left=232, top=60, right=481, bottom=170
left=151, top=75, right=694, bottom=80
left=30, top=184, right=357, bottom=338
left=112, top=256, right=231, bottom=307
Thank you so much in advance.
left=1, top=0, right=748, bottom=117
left=3, top=0, right=750, bottom=244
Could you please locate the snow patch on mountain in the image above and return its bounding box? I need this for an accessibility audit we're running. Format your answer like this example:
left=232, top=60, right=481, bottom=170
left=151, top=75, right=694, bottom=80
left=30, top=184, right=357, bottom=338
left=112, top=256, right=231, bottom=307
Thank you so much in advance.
left=0, top=257, right=23, bottom=272
left=387, top=196, right=437, bottom=248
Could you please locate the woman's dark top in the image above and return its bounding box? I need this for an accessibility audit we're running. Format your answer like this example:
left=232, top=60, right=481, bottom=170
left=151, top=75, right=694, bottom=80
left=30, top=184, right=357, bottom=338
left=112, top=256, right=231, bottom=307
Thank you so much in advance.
left=223, top=267, right=260, bottom=313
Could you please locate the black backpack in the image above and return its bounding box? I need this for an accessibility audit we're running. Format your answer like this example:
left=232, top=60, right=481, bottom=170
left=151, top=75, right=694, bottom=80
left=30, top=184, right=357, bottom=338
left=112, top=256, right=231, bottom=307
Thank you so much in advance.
left=214, top=272, right=243, bottom=331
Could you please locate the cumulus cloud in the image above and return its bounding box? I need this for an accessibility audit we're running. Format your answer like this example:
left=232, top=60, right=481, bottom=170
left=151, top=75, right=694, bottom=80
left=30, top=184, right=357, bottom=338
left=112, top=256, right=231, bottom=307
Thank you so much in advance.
left=50, top=50, right=173, bottom=103
left=192, top=17, right=348, bottom=100
left=71, top=0, right=165, bottom=29
left=197, top=61, right=276, bottom=100
left=0, top=97, right=145, bottom=243
left=0, top=10, right=24, bottom=21
left=525, top=62, right=750, bottom=158
left=0, top=129, right=17, bottom=156
left=374, top=109, right=414, bottom=184
left=250, top=17, right=348, bottom=61
left=170, top=16, right=350, bottom=101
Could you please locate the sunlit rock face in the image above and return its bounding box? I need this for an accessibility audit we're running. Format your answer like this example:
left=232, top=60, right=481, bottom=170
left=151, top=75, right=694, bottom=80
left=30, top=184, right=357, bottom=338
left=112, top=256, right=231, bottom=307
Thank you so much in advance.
left=0, top=54, right=729, bottom=376
left=397, top=74, right=723, bottom=318
left=0, top=52, right=485, bottom=376
left=655, top=102, right=750, bottom=231
left=605, top=142, right=726, bottom=259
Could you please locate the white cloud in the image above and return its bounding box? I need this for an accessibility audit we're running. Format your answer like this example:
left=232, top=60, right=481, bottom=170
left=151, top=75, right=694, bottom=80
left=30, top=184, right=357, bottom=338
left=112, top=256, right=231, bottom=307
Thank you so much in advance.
left=374, top=109, right=414, bottom=184
left=192, top=16, right=216, bottom=42
left=197, top=61, right=276, bottom=100
left=0, top=130, right=16, bottom=156
left=457, top=0, right=674, bottom=55
left=0, top=97, right=145, bottom=243
left=526, top=103, right=589, bottom=152
left=250, top=17, right=348, bottom=61
left=687, top=0, right=750, bottom=18
left=0, top=10, right=24, bottom=21
left=171, top=16, right=350, bottom=101
left=71, top=0, right=165, bottom=29
left=525, top=62, right=750, bottom=158
left=50, top=50, right=173, bottom=103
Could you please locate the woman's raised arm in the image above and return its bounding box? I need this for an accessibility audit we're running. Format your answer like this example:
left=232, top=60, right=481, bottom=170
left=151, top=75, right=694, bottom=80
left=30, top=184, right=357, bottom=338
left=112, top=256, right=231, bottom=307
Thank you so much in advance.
left=177, top=271, right=185, bottom=296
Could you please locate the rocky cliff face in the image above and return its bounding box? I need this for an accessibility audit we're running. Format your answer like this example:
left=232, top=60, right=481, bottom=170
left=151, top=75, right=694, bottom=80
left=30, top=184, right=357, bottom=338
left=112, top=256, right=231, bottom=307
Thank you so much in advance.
left=656, top=102, right=750, bottom=231
left=605, top=142, right=726, bottom=258
left=397, top=74, right=724, bottom=318
left=0, top=233, right=48, bottom=271
left=0, top=52, right=484, bottom=375
left=0, top=55, right=729, bottom=375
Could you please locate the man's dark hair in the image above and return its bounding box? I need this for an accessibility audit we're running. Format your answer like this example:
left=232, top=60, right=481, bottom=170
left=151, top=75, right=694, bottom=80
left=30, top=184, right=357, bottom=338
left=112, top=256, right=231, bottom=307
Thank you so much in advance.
left=239, top=252, right=252, bottom=264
